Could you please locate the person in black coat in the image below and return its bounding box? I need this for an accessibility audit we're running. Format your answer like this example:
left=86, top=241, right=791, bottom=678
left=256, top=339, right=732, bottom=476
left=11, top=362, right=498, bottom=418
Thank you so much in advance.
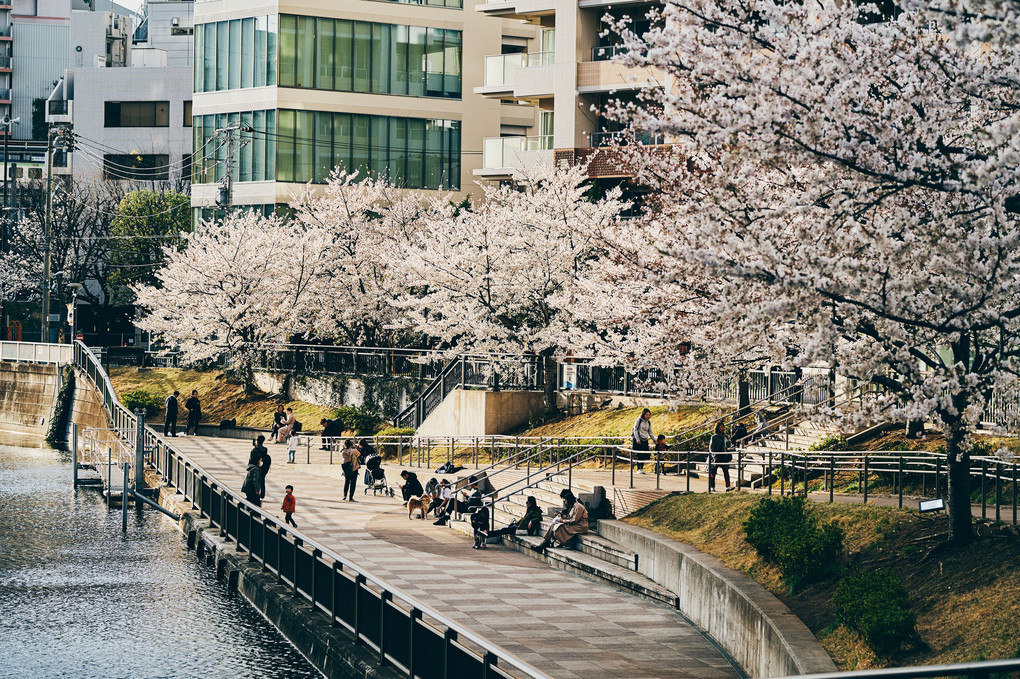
left=185, top=390, right=201, bottom=436
left=399, top=470, right=424, bottom=502
left=249, top=435, right=272, bottom=499
left=320, top=418, right=343, bottom=450
left=163, top=391, right=179, bottom=437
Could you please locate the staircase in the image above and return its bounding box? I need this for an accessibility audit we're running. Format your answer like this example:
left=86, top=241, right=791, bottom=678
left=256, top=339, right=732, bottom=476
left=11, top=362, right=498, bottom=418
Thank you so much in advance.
left=447, top=466, right=678, bottom=607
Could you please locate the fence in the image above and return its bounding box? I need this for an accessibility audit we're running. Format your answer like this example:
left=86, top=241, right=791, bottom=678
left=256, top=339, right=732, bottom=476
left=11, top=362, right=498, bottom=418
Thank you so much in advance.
left=0, top=340, right=73, bottom=365
left=70, top=340, right=552, bottom=679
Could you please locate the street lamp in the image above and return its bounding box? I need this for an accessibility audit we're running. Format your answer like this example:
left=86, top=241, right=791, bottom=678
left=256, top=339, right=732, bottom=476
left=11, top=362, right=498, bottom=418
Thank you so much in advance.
left=67, top=282, right=84, bottom=345
left=1, top=115, right=19, bottom=340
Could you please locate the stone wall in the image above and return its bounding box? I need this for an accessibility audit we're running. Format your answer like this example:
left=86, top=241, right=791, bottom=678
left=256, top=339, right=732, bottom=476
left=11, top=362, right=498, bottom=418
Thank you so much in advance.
left=254, top=371, right=426, bottom=420
left=416, top=389, right=548, bottom=437
left=0, top=362, right=62, bottom=435
left=598, top=521, right=836, bottom=678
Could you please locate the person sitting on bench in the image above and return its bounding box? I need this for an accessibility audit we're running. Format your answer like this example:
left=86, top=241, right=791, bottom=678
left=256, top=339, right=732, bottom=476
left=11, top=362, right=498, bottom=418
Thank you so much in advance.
left=532, top=489, right=587, bottom=553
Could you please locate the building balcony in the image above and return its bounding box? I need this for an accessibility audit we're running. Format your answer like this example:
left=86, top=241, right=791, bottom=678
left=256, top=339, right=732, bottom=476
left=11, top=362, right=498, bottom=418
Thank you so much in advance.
left=0, top=88, right=10, bottom=102
left=577, top=59, right=668, bottom=94
left=0, top=55, right=9, bottom=70
left=476, top=52, right=554, bottom=100
left=555, top=139, right=678, bottom=178
left=477, top=135, right=554, bottom=177
left=476, top=0, right=555, bottom=18
left=0, top=28, right=11, bottom=40
left=46, top=99, right=72, bottom=123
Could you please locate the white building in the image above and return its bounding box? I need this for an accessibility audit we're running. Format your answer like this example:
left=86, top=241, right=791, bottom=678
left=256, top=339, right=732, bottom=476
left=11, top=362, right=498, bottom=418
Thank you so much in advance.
left=46, top=0, right=193, bottom=185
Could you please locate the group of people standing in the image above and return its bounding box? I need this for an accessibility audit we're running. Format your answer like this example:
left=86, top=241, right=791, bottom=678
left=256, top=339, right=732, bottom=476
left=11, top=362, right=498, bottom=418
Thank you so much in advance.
left=631, top=408, right=741, bottom=491
left=163, top=389, right=202, bottom=437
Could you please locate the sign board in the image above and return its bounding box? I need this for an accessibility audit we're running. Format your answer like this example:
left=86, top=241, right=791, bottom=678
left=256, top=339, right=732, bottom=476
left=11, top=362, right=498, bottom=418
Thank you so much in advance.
left=47, top=314, right=61, bottom=322
left=75, top=333, right=84, bottom=342
left=562, top=364, right=576, bottom=390
left=918, top=498, right=946, bottom=513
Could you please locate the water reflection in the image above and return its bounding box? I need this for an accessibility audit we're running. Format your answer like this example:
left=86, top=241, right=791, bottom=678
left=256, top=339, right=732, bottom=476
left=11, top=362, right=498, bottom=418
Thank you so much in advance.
left=0, top=433, right=322, bottom=679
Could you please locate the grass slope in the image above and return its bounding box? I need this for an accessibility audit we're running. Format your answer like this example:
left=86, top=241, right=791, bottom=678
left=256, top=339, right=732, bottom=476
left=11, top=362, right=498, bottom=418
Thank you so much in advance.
left=109, top=367, right=336, bottom=431
left=626, top=494, right=1020, bottom=669
left=520, top=404, right=722, bottom=439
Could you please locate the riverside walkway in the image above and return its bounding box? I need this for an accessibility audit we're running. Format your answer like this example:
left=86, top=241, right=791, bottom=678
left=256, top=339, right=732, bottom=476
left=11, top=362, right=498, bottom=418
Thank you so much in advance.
left=164, top=434, right=741, bottom=679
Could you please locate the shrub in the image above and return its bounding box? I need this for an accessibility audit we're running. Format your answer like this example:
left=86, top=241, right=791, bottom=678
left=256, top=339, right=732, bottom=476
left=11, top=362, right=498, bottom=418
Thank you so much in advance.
left=743, top=495, right=844, bottom=591
left=834, top=571, right=917, bottom=656
left=375, top=427, right=415, bottom=438
left=809, top=434, right=849, bottom=452
left=122, top=388, right=163, bottom=417
left=333, top=405, right=382, bottom=435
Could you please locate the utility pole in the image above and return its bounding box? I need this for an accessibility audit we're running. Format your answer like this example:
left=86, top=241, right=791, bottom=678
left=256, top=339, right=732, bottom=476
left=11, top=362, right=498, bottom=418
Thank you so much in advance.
left=41, top=125, right=55, bottom=343
left=215, top=122, right=251, bottom=213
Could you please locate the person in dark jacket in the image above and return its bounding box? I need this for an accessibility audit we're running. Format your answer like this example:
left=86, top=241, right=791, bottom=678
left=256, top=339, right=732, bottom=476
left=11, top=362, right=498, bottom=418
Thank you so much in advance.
left=185, top=390, right=201, bottom=436
left=708, top=421, right=732, bottom=491
left=270, top=405, right=286, bottom=439
left=471, top=504, right=490, bottom=549
left=163, top=391, right=179, bottom=437
left=249, top=435, right=272, bottom=499
left=320, top=418, right=342, bottom=450
left=399, top=470, right=424, bottom=502
left=241, top=463, right=262, bottom=506
left=516, top=496, right=543, bottom=536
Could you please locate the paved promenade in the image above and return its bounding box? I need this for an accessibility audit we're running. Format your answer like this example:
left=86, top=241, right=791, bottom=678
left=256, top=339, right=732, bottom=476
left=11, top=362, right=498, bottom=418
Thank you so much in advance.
left=165, top=434, right=741, bottom=679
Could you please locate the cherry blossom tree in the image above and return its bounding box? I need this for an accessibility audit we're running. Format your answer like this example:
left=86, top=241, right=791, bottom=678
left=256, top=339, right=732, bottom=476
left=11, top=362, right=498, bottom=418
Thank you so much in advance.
left=593, top=0, right=1020, bottom=542
left=392, top=163, right=627, bottom=392
left=133, top=211, right=329, bottom=390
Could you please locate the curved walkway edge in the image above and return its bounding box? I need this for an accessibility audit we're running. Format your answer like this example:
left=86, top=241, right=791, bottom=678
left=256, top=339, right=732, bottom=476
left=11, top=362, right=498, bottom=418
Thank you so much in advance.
left=597, top=521, right=836, bottom=678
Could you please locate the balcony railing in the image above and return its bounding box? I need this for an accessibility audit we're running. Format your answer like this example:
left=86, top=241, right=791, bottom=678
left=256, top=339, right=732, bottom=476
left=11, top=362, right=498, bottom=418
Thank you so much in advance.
left=589, top=130, right=666, bottom=147
left=483, top=52, right=554, bottom=87
left=591, top=45, right=629, bottom=61
left=482, top=135, right=553, bottom=169
left=0, top=56, right=10, bottom=69
left=484, top=53, right=523, bottom=87
left=0, top=89, right=10, bottom=101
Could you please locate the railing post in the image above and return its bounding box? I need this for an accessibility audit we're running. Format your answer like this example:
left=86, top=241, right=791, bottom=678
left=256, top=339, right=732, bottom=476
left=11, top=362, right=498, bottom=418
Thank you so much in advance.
left=353, top=573, right=366, bottom=644
left=996, top=463, right=1002, bottom=524
left=292, top=538, right=303, bottom=597
left=378, top=590, right=392, bottom=664
left=474, top=436, right=479, bottom=469
left=829, top=455, right=835, bottom=503
left=122, top=460, right=129, bottom=534
left=898, top=456, right=904, bottom=509
left=982, top=458, right=988, bottom=520
left=863, top=456, right=869, bottom=504
left=767, top=450, right=773, bottom=495
left=936, top=456, right=942, bottom=500
left=629, top=446, right=634, bottom=489
left=134, top=409, right=146, bottom=491
left=1012, top=463, right=1017, bottom=527
left=481, top=651, right=497, bottom=679
left=685, top=450, right=690, bottom=493
left=408, top=608, right=422, bottom=678
left=72, top=422, right=79, bottom=488
left=443, top=628, right=458, bottom=679
left=310, top=548, right=321, bottom=609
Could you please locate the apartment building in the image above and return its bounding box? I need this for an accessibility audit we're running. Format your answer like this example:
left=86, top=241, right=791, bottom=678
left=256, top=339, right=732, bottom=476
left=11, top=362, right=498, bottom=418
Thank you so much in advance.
left=189, top=0, right=537, bottom=215
left=46, top=0, right=193, bottom=184
left=473, top=0, right=666, bottom=183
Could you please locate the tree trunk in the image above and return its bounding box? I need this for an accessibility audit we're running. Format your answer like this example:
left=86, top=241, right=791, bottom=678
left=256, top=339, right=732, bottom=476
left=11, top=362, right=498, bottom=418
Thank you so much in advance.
left=906, top=419, right=925, bottom=438
left=543, top=354, right=558, bottom=414
left=737, top=372, right=750, bottom=418
left=944, top=423, right=973, bottom=545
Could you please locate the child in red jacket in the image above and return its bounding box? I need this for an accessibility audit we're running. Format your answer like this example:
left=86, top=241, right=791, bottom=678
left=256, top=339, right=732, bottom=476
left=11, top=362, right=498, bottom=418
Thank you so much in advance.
left=281, top=485, right=297, bottom=527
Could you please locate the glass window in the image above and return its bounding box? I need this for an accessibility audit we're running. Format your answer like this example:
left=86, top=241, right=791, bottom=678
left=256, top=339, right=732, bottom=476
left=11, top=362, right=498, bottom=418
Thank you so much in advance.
left=241, top=18, right=255, bottom=89
left=425, top=28, right=443, bottom=98
left=183, top=101, right=193, bottom=127
left=370, top=23, right=390, bottom=93
left=353, top=22, right=371, bottom=92
left=406, top=117, right=424, bottom=188
left=254, top=16, right=268, bottom=87
left=216, top=22, right=229, bottom=90
left=267, top=15, right=278, bottom=86
left=443, top=29, right=461, bottom=97
left=314, top=111, right=333, bottom=182
left=333, top=112, right=351, bottom=173
left=266, top=110, right=277, bottom=179
left=240, top=111, right=254, bottom=182
left=277, top=109, right=295, bottom=183
left=407, top=26, right=425, bottom=97
left=335, top=20, right=353, bottom=91
left=229, top=112, right=241, bottom=183
left=204, top=23, right=216, bottom=91
left=295, top=110, right=314, bottom=181
left=389, top=118, right=406, bottom=186
left=297, top=17, right=315, bottom=88
left=446, top=121, right=460, bottom=190
left=316, top=18, right=334, bottom=91
left=424, top=119, right=442, bottom=188
left=192, top=116, right=203, bottom=182
left=371, top=116, right=389, bottom=177
left=104, top=101, right=170, bottom=127
left=351, top=114, right=370, bottom=175
left=390, top=25, right=408, bottom=95
left=194, top=25, right=204, bottom=92
left=228, top=19, right=241, bottom=90
left=279, top=14, right=297, bottom=87
left=253, top=110, right=266, bottom=181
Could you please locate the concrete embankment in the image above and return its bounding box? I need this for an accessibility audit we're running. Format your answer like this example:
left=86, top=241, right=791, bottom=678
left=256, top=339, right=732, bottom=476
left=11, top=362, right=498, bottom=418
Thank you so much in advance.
left=153, top=481, right=402, bottom=679
left=0, top=361, right=61, bottom=435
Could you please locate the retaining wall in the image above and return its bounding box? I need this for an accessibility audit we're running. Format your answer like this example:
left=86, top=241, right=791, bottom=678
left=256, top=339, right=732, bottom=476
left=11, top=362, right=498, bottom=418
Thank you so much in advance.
left=254, top=371, right=425, bottom=420
left=416, top=389, right=548, bottom=437
left=598, top=521, right=836, bottom=678
left=0, top=361, right=61, bottom=434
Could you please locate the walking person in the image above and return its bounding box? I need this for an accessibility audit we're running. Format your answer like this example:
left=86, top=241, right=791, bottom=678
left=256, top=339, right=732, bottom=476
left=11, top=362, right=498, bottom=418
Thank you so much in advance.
left=184, top=389, right=201, bottom=436
left=708, top=421, right=733, bottom=491
left=163, top=390, right=180, bottom=437
left=631, top=408, right=653, bottom=474
left=242, top=462, right=262, bottom=507
left=281, top=485, right=298, bottom=527
left=340, top=439, right=360, bottom=501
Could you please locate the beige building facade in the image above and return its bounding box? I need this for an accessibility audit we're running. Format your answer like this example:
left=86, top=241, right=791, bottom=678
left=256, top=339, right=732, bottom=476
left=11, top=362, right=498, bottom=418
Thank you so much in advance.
left=190, top=0, right=539, bottom=215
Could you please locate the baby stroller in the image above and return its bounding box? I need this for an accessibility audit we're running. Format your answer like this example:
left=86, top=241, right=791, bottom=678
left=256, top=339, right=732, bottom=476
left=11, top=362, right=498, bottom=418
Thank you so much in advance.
left=362, top=454, right=394, bottom=497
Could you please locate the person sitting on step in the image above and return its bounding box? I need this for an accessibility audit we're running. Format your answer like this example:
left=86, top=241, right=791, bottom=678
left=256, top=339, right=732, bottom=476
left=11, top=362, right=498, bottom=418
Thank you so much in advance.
left=532, top=489, right=587, bottom=553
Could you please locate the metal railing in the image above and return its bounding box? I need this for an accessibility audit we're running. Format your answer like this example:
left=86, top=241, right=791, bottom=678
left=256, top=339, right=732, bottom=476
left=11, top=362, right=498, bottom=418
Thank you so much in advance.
left=71, top=340, right=554, bottom=679
left=588, top=130, right=667, bottom=147
left=0, top=340, right=73, bottom=364
left=254, top=344, right=445, bottom=380
left=0, top=55, right=10, bottom=69
left=484, top=53, right=523, bottom=87
left=591, top=45, right=629, bottom=61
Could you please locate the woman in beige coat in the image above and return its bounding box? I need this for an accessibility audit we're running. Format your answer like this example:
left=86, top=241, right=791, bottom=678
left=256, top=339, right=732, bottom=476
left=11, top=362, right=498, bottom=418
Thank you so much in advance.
left=532, top=489, right=588, bottom=552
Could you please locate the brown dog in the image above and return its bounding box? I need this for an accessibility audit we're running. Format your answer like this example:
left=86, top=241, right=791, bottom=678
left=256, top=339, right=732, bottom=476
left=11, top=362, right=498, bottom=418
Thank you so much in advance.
left=406, top=495, right=428, bottom=520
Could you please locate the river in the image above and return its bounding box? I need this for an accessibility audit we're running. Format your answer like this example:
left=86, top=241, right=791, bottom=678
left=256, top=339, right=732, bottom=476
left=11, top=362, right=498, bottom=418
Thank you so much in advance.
left=0, top=431, right=322, bottom=679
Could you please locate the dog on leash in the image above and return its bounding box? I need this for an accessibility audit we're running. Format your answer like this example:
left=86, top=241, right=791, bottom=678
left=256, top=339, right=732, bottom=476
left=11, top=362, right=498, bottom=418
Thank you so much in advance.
left=406, top=495, right=428, bottom=520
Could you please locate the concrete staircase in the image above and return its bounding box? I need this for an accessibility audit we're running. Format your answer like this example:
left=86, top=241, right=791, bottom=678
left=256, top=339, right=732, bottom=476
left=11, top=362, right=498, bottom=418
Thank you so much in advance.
left=447, top=468, right=678, bottom=608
